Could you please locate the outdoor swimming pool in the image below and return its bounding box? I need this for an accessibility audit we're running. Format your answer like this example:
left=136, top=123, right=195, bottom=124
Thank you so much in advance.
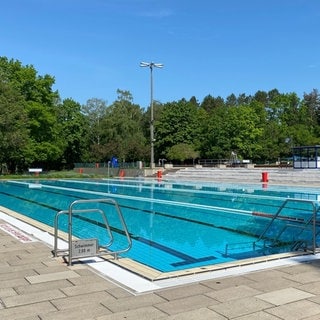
left=0, top=178, right=319, bottom=273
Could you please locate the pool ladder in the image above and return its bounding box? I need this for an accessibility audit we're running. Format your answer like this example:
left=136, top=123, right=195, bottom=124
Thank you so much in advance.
left=53, top=198, right=132, bottom=266
left=255, top=198, right=318, bottom=254
left=225, top=199, right=319, bottom=257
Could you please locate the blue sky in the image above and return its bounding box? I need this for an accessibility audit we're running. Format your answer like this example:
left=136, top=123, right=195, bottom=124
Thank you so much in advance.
left=1, top=0, right=319, bottom=107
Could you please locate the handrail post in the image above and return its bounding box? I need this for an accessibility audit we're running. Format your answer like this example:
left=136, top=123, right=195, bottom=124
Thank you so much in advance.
left=53, top=212, right=59, bottom=257
left=313, top=203, right=316, bottom=254
left=68, top=201, right=76, bottom=266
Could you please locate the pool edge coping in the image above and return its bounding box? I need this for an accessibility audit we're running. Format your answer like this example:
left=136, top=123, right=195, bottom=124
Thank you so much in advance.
left=0, top=205, right=318, bottom=294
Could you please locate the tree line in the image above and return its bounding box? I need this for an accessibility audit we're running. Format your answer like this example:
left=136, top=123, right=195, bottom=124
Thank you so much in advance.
left=1, top=56, right=320, bottom=172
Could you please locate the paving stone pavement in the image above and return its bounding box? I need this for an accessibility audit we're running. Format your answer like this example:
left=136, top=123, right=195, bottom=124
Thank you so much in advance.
left=1, top=220, right=320, bottom=319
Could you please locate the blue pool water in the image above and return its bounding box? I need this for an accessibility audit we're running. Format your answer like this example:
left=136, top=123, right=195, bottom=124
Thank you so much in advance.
left=0, top=178, right=319, bottom=272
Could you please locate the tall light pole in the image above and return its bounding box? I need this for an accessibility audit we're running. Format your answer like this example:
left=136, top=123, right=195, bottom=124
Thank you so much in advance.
left=140, top=61, right=163, bottom=169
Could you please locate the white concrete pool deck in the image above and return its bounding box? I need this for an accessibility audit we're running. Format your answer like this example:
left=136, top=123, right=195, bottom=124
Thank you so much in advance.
left=1, top=168, right=320, bottom=319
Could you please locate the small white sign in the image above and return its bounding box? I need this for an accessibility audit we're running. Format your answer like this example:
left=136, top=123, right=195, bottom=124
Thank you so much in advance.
left=28, top=168, right=43, bottom=173
left=71, top=239, right=98, bottom=258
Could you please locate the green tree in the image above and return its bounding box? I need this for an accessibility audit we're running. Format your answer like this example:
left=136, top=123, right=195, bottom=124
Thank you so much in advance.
left=101, top=89, right=148, bottom=162
left=0, top=81, right=30, bottom=172
left=167, top=143, right=199, bottom=163
left=201, top=106, right=230, bottom=158
left=82, top=98, right=107, bottom=145
left=81, top=98, right=107, bottom=162
left=0, top=56, right=62, bottom=170
left=227, top=105, right=265, bottom=159
left=155, top=99, right=203, bottom=161
left=200, top=94, right=224, bottom=113
left=26, top=100, right=64, bottom=167
left=202, top=104, right=263, bottom=160
left=0, top=57, right=59, bottom=105
left=303, top=89, right=320, bottom=127
left=57, top=99, right=89, bottom=168
left=225, top=93, right=237, bottom=107
left=254, top=90, right=268, bottom=104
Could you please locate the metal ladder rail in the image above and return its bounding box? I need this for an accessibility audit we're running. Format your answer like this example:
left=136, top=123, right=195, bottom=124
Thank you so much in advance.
left=53, top=198, right=132, bottom=265
left=226, top=199, right=318, bottom=256
left=53, top=208, right=114, bottom=257
left=257, top=199, right=315, bottom=241
left=69, top=199, right=132, bottom=262
left=290, top=206, right=320, bottom=252
left=272, top=214, right=314, bottom=245
left=256, top=198, right=317, bottom=254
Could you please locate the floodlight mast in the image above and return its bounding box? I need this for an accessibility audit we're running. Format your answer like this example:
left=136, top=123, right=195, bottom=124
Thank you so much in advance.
left=140, top=61, right=164, bottom=169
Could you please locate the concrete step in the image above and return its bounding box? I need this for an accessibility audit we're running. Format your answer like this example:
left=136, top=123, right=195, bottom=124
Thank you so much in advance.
left=164, top=168, right=320, bottom=186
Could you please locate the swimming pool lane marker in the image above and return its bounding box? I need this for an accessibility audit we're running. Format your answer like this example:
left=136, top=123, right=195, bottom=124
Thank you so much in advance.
left=8, top=180, right=253, bottom=216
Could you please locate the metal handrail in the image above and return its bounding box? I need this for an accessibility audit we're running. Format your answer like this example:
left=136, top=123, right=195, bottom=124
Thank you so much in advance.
left=54, top=208, right=114, bottom=257
left=257, top=198, right=317, bottom=254
left=53, top=198, right=132, bottom=265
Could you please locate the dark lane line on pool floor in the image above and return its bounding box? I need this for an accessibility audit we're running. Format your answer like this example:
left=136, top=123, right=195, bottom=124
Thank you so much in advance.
left=0, top=190, right=218, bottom=269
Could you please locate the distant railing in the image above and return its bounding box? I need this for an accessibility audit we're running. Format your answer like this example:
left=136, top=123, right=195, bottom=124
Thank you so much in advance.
left=197, top=159, right=252, bottom=167
left=197, top=159, right=229, bottom=166
left=74, top=161, right=145, bottom=169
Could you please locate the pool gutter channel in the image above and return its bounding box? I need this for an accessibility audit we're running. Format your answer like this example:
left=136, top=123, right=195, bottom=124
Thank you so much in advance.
left=102, top=250, right=313, bottom=282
